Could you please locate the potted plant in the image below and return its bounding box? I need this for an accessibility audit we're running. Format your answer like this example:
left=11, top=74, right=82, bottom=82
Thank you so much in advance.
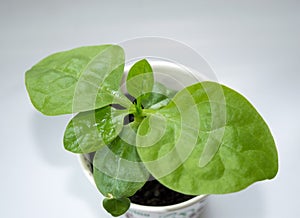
left=25, top=44, right=278, bottom=217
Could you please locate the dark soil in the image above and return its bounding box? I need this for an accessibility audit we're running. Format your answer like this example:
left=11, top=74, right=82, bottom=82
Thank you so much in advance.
left=129, top=179, right=195, bottom=206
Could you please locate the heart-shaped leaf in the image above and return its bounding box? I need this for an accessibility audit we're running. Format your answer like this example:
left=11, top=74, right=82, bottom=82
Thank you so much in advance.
left=25, top=45, right=131, bottom=115
left=103, top=197, right=130, bottom=217
left=136, top=81, right=278, bottom=195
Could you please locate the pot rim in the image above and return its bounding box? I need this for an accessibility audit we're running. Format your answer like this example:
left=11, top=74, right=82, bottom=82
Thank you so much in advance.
left=78, top=154, right=208, bottom=213
left=129, top=194, right=208, bottom=213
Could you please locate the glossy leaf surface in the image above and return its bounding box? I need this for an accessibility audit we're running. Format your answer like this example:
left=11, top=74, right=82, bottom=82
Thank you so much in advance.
left=25, top=45, right=130, bottom=115
left=103, top=197, right=130, bottom=217
left=126, top=59, right=154, bottom=100
left=63, top=106, right=126, bottom=153
left=93, top=123, right=149, bottom=198
left=142, top=82, right=177, bottom=109
left=137, top=81, right=278, bottom=195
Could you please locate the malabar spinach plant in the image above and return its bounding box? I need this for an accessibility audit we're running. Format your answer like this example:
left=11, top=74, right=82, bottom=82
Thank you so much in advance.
left=25, top=45, right=278, bottom=217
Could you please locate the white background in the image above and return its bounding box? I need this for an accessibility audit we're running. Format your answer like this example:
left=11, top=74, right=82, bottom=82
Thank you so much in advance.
left=0, top=0, right=299, bottom=217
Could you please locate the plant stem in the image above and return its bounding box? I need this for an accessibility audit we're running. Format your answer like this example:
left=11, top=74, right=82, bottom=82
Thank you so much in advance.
left=136, top=97, right=143, bottom=115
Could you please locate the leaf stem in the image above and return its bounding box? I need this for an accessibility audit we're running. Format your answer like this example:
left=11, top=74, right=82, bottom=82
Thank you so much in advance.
left=142, top=109, right=156, bottom=116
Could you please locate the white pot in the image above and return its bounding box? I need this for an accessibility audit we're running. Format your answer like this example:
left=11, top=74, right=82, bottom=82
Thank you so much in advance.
left=126, top=195, right=207, bottom=218
left=78, top=58, right=210, bottom=217
left=79, top=155, right=208, bottom=218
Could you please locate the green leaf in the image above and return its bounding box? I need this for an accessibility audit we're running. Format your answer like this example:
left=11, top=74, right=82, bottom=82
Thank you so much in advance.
left=63, top=106, right=126, bottom=153
left=136, top=81, right=278, bottom=195
left=141, top=82, right=177, bottom=109
left=93, top=123, right=149, bottom=198
left=103, top=197, right=130, bottom=217
left=25, top=45, right=131, bottom=115
left=126, top=59, right=154, bottom=100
